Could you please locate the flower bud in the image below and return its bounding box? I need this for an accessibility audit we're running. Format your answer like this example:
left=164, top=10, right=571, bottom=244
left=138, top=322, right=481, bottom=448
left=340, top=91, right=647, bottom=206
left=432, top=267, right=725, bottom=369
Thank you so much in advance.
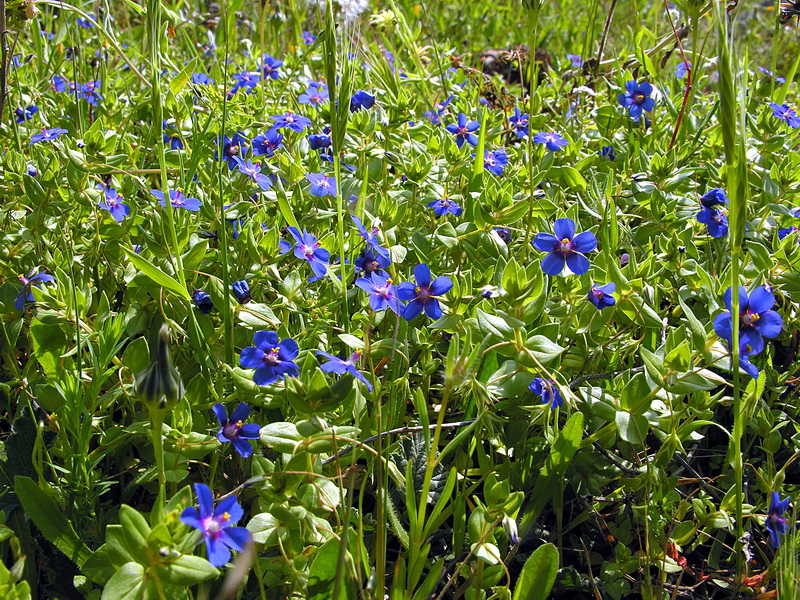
left=135, top=324, right=184, bottom=412
left=232, top=280, right=251, bottom=304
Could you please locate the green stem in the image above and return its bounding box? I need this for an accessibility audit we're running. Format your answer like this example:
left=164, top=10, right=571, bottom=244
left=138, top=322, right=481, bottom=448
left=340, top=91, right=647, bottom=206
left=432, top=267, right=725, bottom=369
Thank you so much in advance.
left=150, top=409, right=167, bottom=506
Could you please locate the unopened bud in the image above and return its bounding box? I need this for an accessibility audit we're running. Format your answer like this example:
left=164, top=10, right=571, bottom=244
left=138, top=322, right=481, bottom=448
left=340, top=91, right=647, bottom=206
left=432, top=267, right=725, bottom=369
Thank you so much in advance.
left=135, top=324, right=184, bottom=412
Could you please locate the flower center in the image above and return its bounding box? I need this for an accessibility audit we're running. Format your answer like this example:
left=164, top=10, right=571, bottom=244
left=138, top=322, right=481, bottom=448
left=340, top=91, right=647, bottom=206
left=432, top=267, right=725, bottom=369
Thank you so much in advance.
left=172, top=192, right=185, bottom=205
left=741, top=311, right=760, bottom=326
left=264, top=347, right=281, bottom=364
left=592, top=289, right=604, bottom=300
left=301, top=244, right=315, bottom=258
left=222, top=420, right=242, bottom=439
left=633, top=92, right=645, bottom=104
left=415, top=285, right=430, bottom=301
left=228, top=144, right=239, bottom=157
left=558, top=238, right=574, bottom=255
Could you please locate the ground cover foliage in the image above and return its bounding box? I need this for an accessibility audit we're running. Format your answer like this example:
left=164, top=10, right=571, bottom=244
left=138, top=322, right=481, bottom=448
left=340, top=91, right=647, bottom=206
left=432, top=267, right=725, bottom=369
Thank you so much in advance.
left=2, top=0, right=800, bottom=598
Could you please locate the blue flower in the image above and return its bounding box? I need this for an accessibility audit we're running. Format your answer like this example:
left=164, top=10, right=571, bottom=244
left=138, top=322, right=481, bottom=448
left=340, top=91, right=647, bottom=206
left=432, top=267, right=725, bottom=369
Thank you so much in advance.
left=675, top=61, right=691, bottom=79
left=76, top=16, right=94, bottom=28
left=779, top=226, right=798, bottom=240
left=355, top=272, right=404, bottom=315
left=15, top=105, right=38, bottom=123
left=233, top=156, right=272, bottom=191
left=588, top=282, right=616, bottom=310
left=308, top=133, right=332, bottom=150
left=759, top=67, right=786, bottom=84
left=302, top=31, right=317, bottom=45
left=446, top=113, right=480, bottom=148
left=697, top=207, right=728, bottom=238
left=397, top=264, right=453, bottom=321
left=533, top=218, right=597, bottom=276
left=765, top=492, right=790, bottom=549
left=317, top=351, right=373, bottom=391
left=618, top=81, right=656, bottom=122
left=533, top=131, right=569, bottom=152
left=280, top=226, right=330, bottom=279
left=252, top=129, right=283, bottom=157
left=78, top=80, right=103, bottom=105
left=218, top=132, right=249, bottom=170
left=307, top=172, right=336, bottom=197
left=482, top=149, right=508, bottom=176
left=29, top=128, right=68, bottom=144
left=239, top=331, right=300, bottom=386
left=351, top=216, right=389, bottom=261
left=529, top=378, right=563, bottom=409
left=162, top=120, right=184, bottom=150
left=191, top=72, right=214, bottom=85
left=192, top=290, right=214, bottom=314
left=262, top=54, right=283, bottom=80
left=350, top=90, right=376, bottom=112
left=14, top=271, right=55, bottom=310
left=509, top=107, right=529, bottom=139
left=298, top=81, right=329, bottom=106
left=180, top=483, right=251, bottom=567
left=700, top=188, right=728, bottom=207
left=769, top=102, right=800, bottom=128
left=97, top=184, right=130, bottom=222
left=355, top=249, right=391, bottom=278
left=598, top=145, right=615, bottom=161
left=232, top=280, right=251, bottom=304
left=212, top=403, right=261, bottom=458
left=150, top=189, right=202, bottom=211
left=231, top=70, right=260, bottom=94
left=566, top=53, right=584, bottom=67
left=52, top=75, right=70, bottom=92
left=428, top=197, right=463, bottom=217
left=271, top=112, right=312, bottom=133
left=714, top=285, right=782, bottom=358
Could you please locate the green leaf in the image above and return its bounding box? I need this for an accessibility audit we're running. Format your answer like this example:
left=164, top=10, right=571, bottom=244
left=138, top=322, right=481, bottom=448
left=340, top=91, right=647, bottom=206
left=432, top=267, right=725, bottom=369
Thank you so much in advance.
left=248, top=512, right=280, bottom=545
left=512, top=543, right=559, bottom=600
left=526, top=335, right=565, bottom=365
left=82, top=545, right=116, bottom=585
left=100, top=562, right=147, bottom=600
left=119, top=505, right=151, bottom=566
left=14, top=476, right=92, bottom=568
left=259, top=422, right=303, bottom=453
left=168, top=58, right=197, bottom=97
left=664, top=343, right=691, bottom=372
left=615, top=411, right=648, bottom=445
left=476, top=309, right=514, bottom=340
left=122, top=248, right=190, bottom=300
left=156, top=554, right=219, bottom=586
left=308, top=539, right=352, bottom=600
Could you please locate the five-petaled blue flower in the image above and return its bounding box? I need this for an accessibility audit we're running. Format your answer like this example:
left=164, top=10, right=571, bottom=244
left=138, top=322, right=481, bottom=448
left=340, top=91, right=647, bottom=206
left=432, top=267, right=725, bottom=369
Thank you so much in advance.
left=446, top=113, right=480, bottom=148
left=509, top=107, right=529, bottom=139
left=350, top=90, right=376, bottom=112
left=397, top=264, right=453, bottom=321
left=428, top=197, right=463, bottom=217
left=29, top=127, right=68, bottom=144
left=758, top=67, right=786, bottom=84
left=765, top=491, right=790, bottom=549
left=239, top=331, right=300, bottom=386
left=15, top=271, right=55, bottom=310
left=191, top=72, right=214, bottom=85
left=529, top=378, right=563, bottom=409
left=262, top=54, right=283, bottom=80
left=588, top=282, right=616, bottom=310
left=713, top=285, right=782, bottom=359
left=317, top=351, right=373, bottom=391
left=212, top=403, right=261, bottom=458
left=533, top=218, right=597, bottom=276
left=150, top=189, right=202, bottom=211
left=279, top=226, right=330, bottom=279
left=231, top=70, right=260, bottom=94
left=271, top=112, right=312, bottom=133
left=697, top=207, right=728, bottom=238
left=252, top=129, right=283, bottom=157
left=218, top=132, right=249, bottom=170
left=180, top=483, right=251, bottom=567
left=355, top=249, right=390, bottom=278
left=533, top=131, right=569, bottom=152
left=302, top=31, right=317, bottom=45
left=233, top=156, right=272, bottom=191
left=566, top=53, right=584, bottom=67
left=618, top=81, right=656, bottom=122
left=768, top=102, right=800, bottom=128
left=307, top=172, right=336, bottom=197
left=299, top=81, right=329, bottom=106
left=78, top=80, right=103, bottom=105
left=351, top=216, right=389, bottom=260
left=356, top=272, right=404, bottom=315
left=483, top=149, right=509, bottom=176
left=98, top=184, right=130, bottom=222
